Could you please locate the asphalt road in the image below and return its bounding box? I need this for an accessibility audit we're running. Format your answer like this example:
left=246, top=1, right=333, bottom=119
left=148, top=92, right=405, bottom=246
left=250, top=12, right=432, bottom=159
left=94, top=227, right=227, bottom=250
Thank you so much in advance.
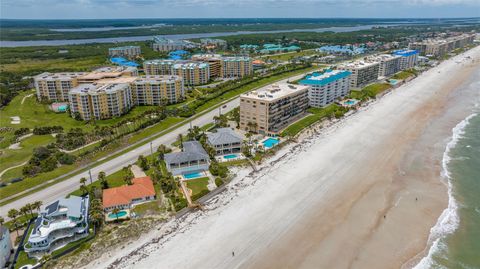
left=0, top=72, right=310, bottom=218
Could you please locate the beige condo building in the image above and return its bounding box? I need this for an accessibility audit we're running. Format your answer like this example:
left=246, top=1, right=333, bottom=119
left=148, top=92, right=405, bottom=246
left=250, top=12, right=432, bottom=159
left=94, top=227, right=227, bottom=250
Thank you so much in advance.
left=409, top=33, right=476, bottom=57
left=367, top=54, right=402, bottom=77
left=69, top=82, right=134, bottom=121
left=221, top=56, right=253, bottom=78
left=239, top=83, right=309, bottom=135
left=191, top=54, right=222, bottom=78
left=131, top=75, right=184, bottom=105
left=34, top=72, right=87, bottom=102
left=172, top=62, right=210, bottom=86
left=143, top=59, right=176, bottom=76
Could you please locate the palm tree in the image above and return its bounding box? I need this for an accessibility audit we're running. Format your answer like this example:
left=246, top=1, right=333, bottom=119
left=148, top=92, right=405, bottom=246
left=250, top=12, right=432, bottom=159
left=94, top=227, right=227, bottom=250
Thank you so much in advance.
left=7, top=209, right=19, bottom=236
left=98, top=171, right=108, bottom=189
left=80, top=185, right=89, bottom=196
left=33, top=201, right=43, bottom=213
left=80, top=177, right=87, bottom=186
left=178, top=134, right=184, bottom=150
left=0, top=217, right=4, bottom=226
left=112, top=208, right=120, bottom=222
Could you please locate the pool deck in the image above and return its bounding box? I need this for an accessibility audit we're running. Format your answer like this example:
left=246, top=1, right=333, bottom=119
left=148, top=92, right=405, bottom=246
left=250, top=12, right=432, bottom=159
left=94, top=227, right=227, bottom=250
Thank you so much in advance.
left=215, top=153, right=245, bottom=163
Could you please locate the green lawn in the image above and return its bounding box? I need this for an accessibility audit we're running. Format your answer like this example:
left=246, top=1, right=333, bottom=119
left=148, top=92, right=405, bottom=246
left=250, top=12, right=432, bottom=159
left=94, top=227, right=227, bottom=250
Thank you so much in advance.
left=391, top=70, right=416, bottom=80
left=281, top=105, right=340, bottom=137
left=185, top=177, right=210, bottom=201
left=132, top=200, right=162, bottom=216
left=0, top=135, right=55, bottom=182
left=349, top=83, right=392, bottom=100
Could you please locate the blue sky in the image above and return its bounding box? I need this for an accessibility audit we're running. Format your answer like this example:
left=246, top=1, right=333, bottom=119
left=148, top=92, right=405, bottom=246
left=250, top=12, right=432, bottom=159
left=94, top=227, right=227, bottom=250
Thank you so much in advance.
left=1, top=0, right=479, bottom=19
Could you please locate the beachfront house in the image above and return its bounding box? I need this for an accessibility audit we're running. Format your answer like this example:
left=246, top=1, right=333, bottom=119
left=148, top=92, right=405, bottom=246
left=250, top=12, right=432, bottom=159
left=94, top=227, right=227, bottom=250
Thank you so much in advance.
left=164, top=141, right=210, bottom=176
left=207, top=128, right=243, bottom=156
left=102, top=177, right=156, bottom=212
left=24, top=195, right=89, bottom=256
left=0, top=226, right=12, bottom=268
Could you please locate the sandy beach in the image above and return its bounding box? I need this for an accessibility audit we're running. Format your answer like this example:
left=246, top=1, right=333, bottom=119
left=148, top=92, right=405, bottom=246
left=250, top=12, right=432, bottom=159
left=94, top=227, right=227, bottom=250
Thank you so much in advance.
left=82, top=46, right=480, bottom=269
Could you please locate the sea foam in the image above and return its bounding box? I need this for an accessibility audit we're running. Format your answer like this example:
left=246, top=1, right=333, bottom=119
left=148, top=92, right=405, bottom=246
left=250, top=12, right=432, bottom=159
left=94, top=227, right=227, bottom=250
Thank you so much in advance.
left=413, top=113, right=477, bottom=269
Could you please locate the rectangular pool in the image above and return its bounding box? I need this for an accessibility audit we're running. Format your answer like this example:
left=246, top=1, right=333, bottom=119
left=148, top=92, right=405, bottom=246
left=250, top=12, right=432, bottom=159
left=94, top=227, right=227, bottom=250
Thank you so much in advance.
left=183, top=171, right=204, bottom=179
left=223, top=154, right=238, bottom=160
left=263, top=138, right=279, bottom=148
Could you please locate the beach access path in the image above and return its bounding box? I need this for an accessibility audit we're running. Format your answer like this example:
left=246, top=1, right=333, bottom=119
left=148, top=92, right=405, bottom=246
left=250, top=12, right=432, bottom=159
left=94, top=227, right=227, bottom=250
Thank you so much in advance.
left=81, top=46, right=480, bottom=269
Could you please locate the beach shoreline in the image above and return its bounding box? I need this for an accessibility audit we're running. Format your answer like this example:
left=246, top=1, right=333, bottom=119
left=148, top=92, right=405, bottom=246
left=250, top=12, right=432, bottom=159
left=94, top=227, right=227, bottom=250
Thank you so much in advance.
left=74, top=46, right=480, bottom=269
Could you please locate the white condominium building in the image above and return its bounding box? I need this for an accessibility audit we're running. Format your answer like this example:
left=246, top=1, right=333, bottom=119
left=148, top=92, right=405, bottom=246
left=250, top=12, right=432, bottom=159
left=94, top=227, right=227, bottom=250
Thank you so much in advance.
left=339, top=61, right=380, bottom=88
left=34, top=72, right=87, bottom=102
left=172, top=62, right=210, bottom=86
left=240, top=83, right=310, bottom=135
left=131, top=75, right=184, bottom=105
left=24, top=195, right=89, bottom=256
left=393, top=49, right=419, bottom=70
left=299, top=70, right=352, bottom=108
left=367, top=54, right=402, bottom=77
left=108, top=46, right=141, bottom=58
left=221, top=56, right=253, bottom=78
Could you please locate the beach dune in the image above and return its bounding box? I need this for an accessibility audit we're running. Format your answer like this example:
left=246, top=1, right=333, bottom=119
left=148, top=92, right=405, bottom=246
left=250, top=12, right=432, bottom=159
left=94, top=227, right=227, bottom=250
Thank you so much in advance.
left=85, top=46, right=480, bottom=269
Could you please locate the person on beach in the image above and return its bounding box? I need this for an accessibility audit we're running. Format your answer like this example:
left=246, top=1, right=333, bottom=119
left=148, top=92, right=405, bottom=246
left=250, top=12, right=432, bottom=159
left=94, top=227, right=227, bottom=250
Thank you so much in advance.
left=232, top=251, right=235, bottom=257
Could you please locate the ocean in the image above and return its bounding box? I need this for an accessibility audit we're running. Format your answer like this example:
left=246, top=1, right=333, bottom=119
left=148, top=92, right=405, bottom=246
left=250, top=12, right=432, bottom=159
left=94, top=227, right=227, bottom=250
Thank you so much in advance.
left=415, top=108, right=480, bottom=268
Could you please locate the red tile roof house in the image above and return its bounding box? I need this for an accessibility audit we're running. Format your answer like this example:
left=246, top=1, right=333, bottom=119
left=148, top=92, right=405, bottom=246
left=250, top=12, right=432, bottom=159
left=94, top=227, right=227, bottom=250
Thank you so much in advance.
left=102, top=177, right=156, bottom=211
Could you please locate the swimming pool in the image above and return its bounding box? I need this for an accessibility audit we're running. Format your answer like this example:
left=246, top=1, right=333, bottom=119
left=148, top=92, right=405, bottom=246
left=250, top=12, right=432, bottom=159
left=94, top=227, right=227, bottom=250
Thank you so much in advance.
left=108, top=210, right=128, bottom=219
left=223, top=154, right=238, bottom=160
left=183, top=171, right=203, bottom=179
left=263, top=138, right=279, bottom=148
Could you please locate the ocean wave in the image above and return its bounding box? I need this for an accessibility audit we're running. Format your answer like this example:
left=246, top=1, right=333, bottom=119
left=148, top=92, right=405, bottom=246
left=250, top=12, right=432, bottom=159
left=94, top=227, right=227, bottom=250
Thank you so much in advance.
left=413, top=113, right=477, bottom=269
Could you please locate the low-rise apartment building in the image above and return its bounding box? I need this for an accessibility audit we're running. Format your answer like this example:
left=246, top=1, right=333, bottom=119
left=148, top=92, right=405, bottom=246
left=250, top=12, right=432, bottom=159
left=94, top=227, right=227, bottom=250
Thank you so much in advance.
left=34, top=72, right=87, bottom=102
left=152, top=37, right=196, bottom=52
left=339, top=61, right=380, bottom=88
left=207, top=128, right=243, bottom=155
left=200, top=38, right=227, bottom=50
left=24, top=195, right=89, bottom=256
left=393, top=49, right=419, bottom=70
left=131, top=75, right=184, bottom=105
left=240, top=83, right=310, bottom=135
left=221, top=56, right=253, bottom=78
left=108, top=45, right=141, bottom=58
left=299, top=70, right=351, bottom=108
left=164, top=141, right=210, bottom=176
left=69, top=82, right=134, bottom=120
left=368, top=54, right=402, bottom=77
left=172, top=62, right=210, bottom=86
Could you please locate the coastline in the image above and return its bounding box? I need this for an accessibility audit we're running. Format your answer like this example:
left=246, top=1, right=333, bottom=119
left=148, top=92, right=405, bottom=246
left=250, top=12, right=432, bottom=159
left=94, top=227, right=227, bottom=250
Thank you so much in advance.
left=74, top=46, right=480, bottom=269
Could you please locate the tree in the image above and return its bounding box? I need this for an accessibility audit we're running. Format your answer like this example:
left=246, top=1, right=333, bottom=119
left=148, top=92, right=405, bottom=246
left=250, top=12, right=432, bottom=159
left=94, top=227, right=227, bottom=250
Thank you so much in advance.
left=98, top=171, right=109, bottom=189
left=112, top=208, right=120, bottom=222
left=20, top=205, right=30, bottom=220
left=178, top=134, right=184, bottom=150
left=33, top=201, right=43, bottom=213
left=231, top=107, right=240, bottom=128
left=138, top=155, right=150, bottom=171
left=7, top=209, right=19, bottom=236
left=80, top=185, right=89, bottom=196
left=80, top=177, right=87, bottom=186
left=0, top=217, right=4, bottom=226
left=123, top=166, right=134, bottom=185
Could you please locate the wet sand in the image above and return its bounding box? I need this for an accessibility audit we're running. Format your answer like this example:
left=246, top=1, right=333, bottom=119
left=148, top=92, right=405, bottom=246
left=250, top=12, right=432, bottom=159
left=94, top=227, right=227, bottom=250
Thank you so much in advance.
left=84, top=46, right=480, bottom=269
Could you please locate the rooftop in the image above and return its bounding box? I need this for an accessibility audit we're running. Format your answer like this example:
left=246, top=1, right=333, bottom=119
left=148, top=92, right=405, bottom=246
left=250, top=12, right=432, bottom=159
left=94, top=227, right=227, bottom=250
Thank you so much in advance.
left=172, top=61, right=209, bottom=69
left=207, top=128, right=243, bottom=146
left=393, top=49, right=419, bottom=57
left=339, top=60, right=380, bottom=69
left=34, top=72, right=87, bottom=81
left=300, top=69, right=352, bottom=86
left=164, top=141, right=209, bottom=165
left=103, top=177, right=156, bottom=208
left=222, top=56, right=251, bottom=62
left=109, top=45, right=140, bottom=50
left=134, top=75, right=182, bottom=84
left=241, top=83, right=309, bottom=101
